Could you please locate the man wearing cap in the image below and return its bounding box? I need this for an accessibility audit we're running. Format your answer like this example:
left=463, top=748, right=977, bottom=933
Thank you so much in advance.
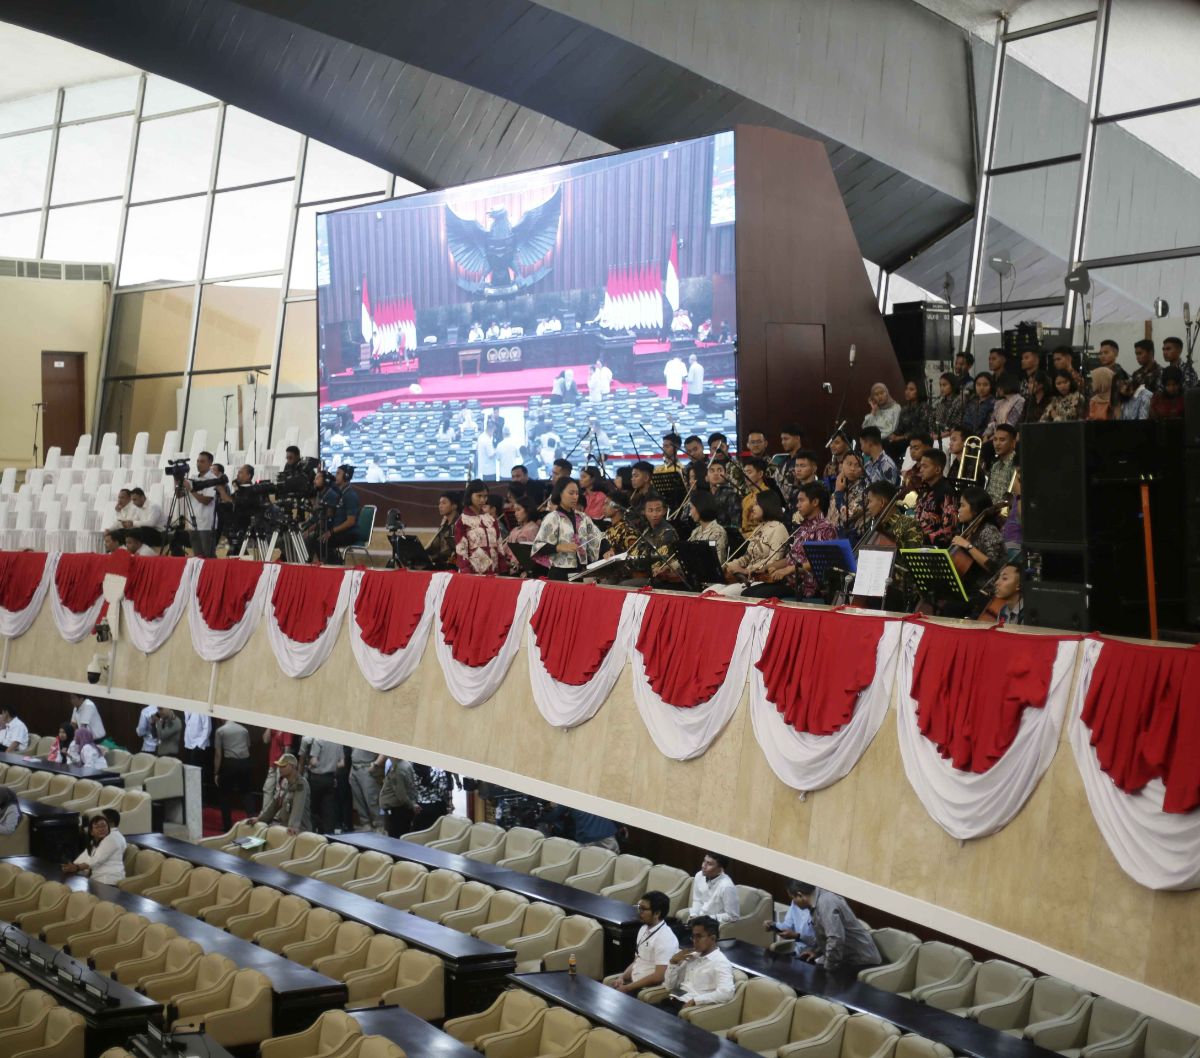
left=252, top=753, right=310, bottom=834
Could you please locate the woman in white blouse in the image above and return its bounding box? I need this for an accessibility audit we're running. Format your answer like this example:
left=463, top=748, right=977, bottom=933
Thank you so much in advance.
left=533, top=478, right=602, bottom=581
left=67, top=726, right=105, bottom=769
left=862, top=382, right=901, bottom=438
left=64, top=810, right=126, bottom=885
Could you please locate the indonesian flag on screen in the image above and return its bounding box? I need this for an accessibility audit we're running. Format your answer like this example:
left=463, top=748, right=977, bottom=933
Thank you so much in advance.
left=665, top=231, right=680, bottom=312
left=361, top=275, right=373, bottom=345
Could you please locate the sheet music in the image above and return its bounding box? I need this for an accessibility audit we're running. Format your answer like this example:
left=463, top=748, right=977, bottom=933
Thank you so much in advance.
left=853, top=549, right=894, bottom=598
left=568, top=551, right=628, bottom=582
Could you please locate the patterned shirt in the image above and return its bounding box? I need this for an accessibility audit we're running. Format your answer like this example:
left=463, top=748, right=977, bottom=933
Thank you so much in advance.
left=710, top=484, right=742, bottom=531
left=790, top=515, right=837, bottom=599
left=863, top=451, right=899, bottom=486
left=1163, top=360, right=1199, bottom=390
left=1131, top=361, right=1160, bottom=393
left=1042, top=392, right=1084, bottom=422
left=533, top=509, right=602, bottom=570
left=985, top=454, right=1017, bottom=508
left=829, top=480, right=868, bottom=546
left=689, top=519, right=729, bottom=566
left=915, top=482, right=958, bottom=547
left=454, top=510, right=506, bottom=574
left=1119, top=387, right=1152, bottom=421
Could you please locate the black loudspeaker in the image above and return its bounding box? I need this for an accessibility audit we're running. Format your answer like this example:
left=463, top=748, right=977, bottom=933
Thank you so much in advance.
left=884, top=302, right=952, bottom=375
left=1186, top=388, right=1200, bottom=625
left=1025, top=582, right=1090, bottom=633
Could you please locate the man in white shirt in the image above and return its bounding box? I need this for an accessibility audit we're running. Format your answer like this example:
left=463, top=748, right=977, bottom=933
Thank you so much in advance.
left=0, top=708, right=30, bottom=753
left=494, top=427, right=524, bottom=477
left=128, top=487, right=167, bottom=548
left=182, top=712, right=212, bottom=788
left=663, top=355, right=687, bottom=403
left=135, top=704, right=159, bottom=754
left=686, top=354, right=705, bottom=406
left=661, top=916, right=735, bottom=1012
left=605, top=890, right=679, bottom=994
left=182, top=451, right=218, bottom=557
left=69, top=695, right=106, bottom=741
left=110, top=488, right=134, bottom=531
left=679, top=852, right=739, bottom=925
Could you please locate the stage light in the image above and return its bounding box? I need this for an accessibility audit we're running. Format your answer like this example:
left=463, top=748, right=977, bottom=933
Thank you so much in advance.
left=1154, top=297, right=1170, bottom=318
left=987, top=253, right=1013, bottom=277
left=1064, top=266, right=1091, bottom=295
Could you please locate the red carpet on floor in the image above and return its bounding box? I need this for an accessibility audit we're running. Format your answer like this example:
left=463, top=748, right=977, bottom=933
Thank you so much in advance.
left=201, top=804, right=250, bottom=837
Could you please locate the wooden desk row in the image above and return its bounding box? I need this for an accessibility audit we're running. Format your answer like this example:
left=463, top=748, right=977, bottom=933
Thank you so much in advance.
left=17, top=798, right=81, bottom=862
left=128, top=833, right=514, bottom=1017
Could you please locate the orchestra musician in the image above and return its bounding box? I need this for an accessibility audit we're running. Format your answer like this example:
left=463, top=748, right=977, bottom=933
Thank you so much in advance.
left=706, top=460, right=742, bottom=533
left=532, top=478, right=602, bottom=582
left=822, top=430, right=851, bottom=491
left=741, top=483, right=835, bottom=601
left=739, top=457, right=779, bottom=535
left=715, top=490, right=791, bottom=595
left=455, top=479, right=507, bottom=574
left=620, top=495, right=679, bottom=587
left=977, top=560, right=1024, bottom=625
left=688, top=491, right=729, bottom=566
left=828, top=450, right=868, bottom=547
left=945, top=487, right=1005, bottom=614
left=914, top=450, right=958, bottom=548
left=862, top=482, right=921, bottom=551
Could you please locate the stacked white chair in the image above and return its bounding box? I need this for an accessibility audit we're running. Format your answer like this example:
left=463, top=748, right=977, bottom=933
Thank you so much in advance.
left=0, top=467, right=15, bottom=494
left=129, top=432, right=150, bottom=470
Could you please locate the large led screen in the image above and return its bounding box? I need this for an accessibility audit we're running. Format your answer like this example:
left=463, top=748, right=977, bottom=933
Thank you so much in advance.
left=317, top=131, right=737, bottom=482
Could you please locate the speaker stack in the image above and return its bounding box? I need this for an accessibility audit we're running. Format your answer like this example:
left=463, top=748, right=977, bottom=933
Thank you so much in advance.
left=884, top=301, right=952, bottom=382
left=1185, top=389, right=1200, bottom=625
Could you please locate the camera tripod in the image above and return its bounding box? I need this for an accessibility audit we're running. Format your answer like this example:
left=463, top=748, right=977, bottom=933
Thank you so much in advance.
left=235, top=510, right=308, bottom=563
left=160, top=483, right=199, bottom=556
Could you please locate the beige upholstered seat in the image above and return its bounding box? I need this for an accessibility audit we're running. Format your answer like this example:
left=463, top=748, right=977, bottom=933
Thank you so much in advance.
left=0, top=862, right=25, bottom=899
left=117, top=790, right=153, bottom=835
left=922, top=959, right=1033, bottom=1018
left=444, top=989, right=549, bottom=1048
left=0, top=973, right=30, bottom=1018
left=120, top=854, right=189, bottom=896
left=31, top=775, right=73, bottom=806
left=144, top=864, right=219, bottom=906
left=253, top=829, right=327, bottom=867
left=121, top=753, right=157, bottom=790
left=468, top=826, right=544, bottom=866
left=403, top=814, right=471, bottom=846
left=141, top=952, right=238, bottom=1003
left=478, top=1006, right=591, bottom=1058
left=346, top=947, right=444, bottom=1019
left=258, top=1009, right=363, bottom=1058
left=281, top=841, right=357, bottom=878
left=1031, top=997, right=1148, bottom=1058
left=858, top=941, right=973, bottom=1000
left=171, top=967, right=273, bottom=1048
left=779, top=1011, right=901, bottom=1058
left=586, top=854, right=649, bottom=900
left=500, top=834, right=572, bottom=875
left=476, top=900, right=565, bottom=949
left=199, top=819, right=265, bottom=850
left=525, top=837, right=582, bottom=881
left=562, top=847, right=617, bottom=891
left=0, top=874, right=46, bottom=919
left=119, top=936, right=203, bottom=987
left=0, top=1005, right=85, bottom=1058
left=284, top=919, right=373, bottom=968
left=554, top=1028, right=638, bottom=1058
left=728, top=995, right=850, bottom=1058
left=16, top=889, right=96, bottom=935
left=975, top=976, right=1093, bottom=1041
left=864, top=929, right=920, bottom=980
left=61, top=780, right=103, bottom=813
left=1108, top=1018, right=1200, bottom=1058
left=641, top=864, right=692, bottom=917
left=336, top=1037, right=407, bottom=1058
left=444, top=887, right=528, bottom=935
left=90, top=921, right=175, bottom=974
left=257, top=906, right=341, bottom=955
left=717, top=886, right=775, bottom=947
left=312, top=849, right=392, bottom=889
left=414, top=879, right=492, bottom=923
left=379, top=867, right=462, bottom=913
left=350, top=859, right=427, bottom=901
left=314, top=933, right=406, bottom=981
left=69, top=911, right=149, bottom=960
left=893, top=1035, right=954, bottom=1058
left=514, top=914, right=604, bottom=979
left=173, top=871, right=251, bottom=917
left=17, top=773, right=52, bottom=801
left=1, top=767, right=32, bottom=793
left=226, top=892, right=309, bottom=942
left=144, top=756, right=184, bottom=800
left=5, top=880, right=68, bottom=926
left=42, top=901, right=123, bottom=948
left=93, top=785, right=125, bottom=815
left=683, top=977, right=797, bottom=1038
left=428, top=820, right=505, bottom=858
left=200, top=879, right=277, bottom=928
left=118, top=849, right=163, bottom=891
left=0, top=991, right=57, bottom=1033
left=103, top=748, right=132, bottom=775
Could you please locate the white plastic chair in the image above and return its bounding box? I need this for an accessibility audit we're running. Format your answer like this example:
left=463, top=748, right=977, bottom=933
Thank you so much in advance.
left=72, top=435, right=92, bottom=468
left=158, top=430, right=181, bottom=468
left=44, top=447, right=62, bottom=471
left=0, top=468, right=15, bottom=494
left=130, top=432, right=150, bottom=470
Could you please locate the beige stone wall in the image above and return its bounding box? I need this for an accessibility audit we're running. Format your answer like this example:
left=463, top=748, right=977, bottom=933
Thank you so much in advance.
left=3, top=602, right=1197, bottom=1029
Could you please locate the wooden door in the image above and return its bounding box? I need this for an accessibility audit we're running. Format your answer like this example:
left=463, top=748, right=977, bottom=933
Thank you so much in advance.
left=40, top=351, right=86, bottom=459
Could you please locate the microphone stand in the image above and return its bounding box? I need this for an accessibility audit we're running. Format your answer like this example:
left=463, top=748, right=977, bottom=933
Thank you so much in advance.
left=31, top=402, right=44, bottom=469
left=562, top=425, right=591, bottom=463
left=829, top=348, right=856, bottom=445
left=628, top=433, right=642, bottom=463
left=638, top=423, right=662, bottom=458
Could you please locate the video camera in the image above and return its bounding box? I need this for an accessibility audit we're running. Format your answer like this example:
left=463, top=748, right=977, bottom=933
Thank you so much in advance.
left=275, top=456, right=321, bottom=499
left=165, top=458, right=190, bottom=482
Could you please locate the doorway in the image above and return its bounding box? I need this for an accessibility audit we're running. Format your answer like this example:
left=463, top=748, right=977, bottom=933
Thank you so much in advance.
left=40, top=351, right=86, bottom=462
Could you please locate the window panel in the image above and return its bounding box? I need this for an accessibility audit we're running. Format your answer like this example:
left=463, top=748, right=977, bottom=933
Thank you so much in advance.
left=290, top=195, right=384, bottom=294
left=184, top=371, right=270, bottom=458
left=100, top=375, right=184, bottom=454
left=108, top=288, right=195, bottom=377
left=0, top=212, right=40, bottom=258
left=51, top=115, right=133, bottom=204
left=132, top=109, right=218, bottom=202
left=142, top=75, right=216, bottom=117
left=0, top=129, right=52, bottom=212
left=0, top=91, right=57, bottom=135
left=271, top=393, right=318, bottom=451
left=1100, top=0, right=1198, bottom=117
left=217, top=108, right=300, bottom=188
left=205, top=182, right=292, bottom=278
left=193, top=279, right=281, bottom=372
left=120, top=196, right=205, bottom=286
left=61, top=76, right=139, bottom=122
left=43, top=200, right=122, bottom=263
left=300, top=139, right=388, bottom=203
left=277, top=300, right=317, bottom=393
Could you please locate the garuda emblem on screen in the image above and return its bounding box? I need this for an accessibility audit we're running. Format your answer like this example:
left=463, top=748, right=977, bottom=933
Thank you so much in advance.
left=445, top=187, right=562, bottom=298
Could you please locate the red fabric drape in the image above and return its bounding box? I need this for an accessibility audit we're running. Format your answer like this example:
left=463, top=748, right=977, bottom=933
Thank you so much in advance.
left=756, top=608, right=885, bottom=735
left=1082, top=639, right=1200, bottom=814
left=196, top=560, right=265, bottom=631
left=440, top=575, right=523, bottom=667
left=272, top=565, right=346, bottom=644
left=0, top=552, right=48, bottom=612
left=635, top=594, right=745, bottom=708
left=355, top=570, right=433, bottom=654
left=124, top=557, right=188, bottom=621
left=910, top=624, right=1062, bottom=773
left=54, top=554, right=111, bottom=613
left=530, top=582, right=627, bottom=685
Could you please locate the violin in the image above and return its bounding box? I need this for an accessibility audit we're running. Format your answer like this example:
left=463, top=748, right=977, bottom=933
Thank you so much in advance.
left=947, top=509, right=989, bottom=577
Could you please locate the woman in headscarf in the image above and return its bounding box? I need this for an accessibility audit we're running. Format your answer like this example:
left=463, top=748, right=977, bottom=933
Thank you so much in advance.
left=46, top=722, right=75, bottom=764
left=1088, top=366, right=1119, bottom=421
left=68, top=725, right=105, bottom=769
left=862, top=382, right=901, bottom=437
left=0, top=785, right=18, bottom=836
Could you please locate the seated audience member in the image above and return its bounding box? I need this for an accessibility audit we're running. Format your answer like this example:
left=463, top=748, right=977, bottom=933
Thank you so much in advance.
left=828, top=450, right=868, bottom=545
left=621, top=494, right=677, bottom=586
left=110, top=488, right=134, bottom=530
left=64, top=810, right=126, bottom=885
left=718, top=491, right=790, bottom=593
left=127, top=487, right=167, bottom=544
left=0, top=707, right=29, bottom=753
left=961, top=373, right=995, bottom=437
left=606, top=890, right=680, bottom=994
left=1150, top=366, right=1186, bottom=420
left=862, top=382, right=901, bottom=437
left=69, top=694, right=105, bottom=741
left=891, top=379, right=931, bottom=451
left=579, top=466, right=611, bottom=521
left=1022, top=370, right=1053, bottom=423
left=46, top=722, right=74, bottom=764
left=599, top=492, right=639, bottom=557
left=792, top=882, right=882, bottom=976
left=950, top=488, right=1005, bottom=606
left=1043, top=368, right=1085, bottom=421
left=125, top=527, right=157, bottom=556
left=688, top=491, right=729, bottom=566
left=915, top=450, right=958, bottom=548
left=500, top=497, right=544, bottom=574
left=426, top=492, right=461, bottom=569
left=739, top=457, right=778, bottom=535
left=987, top=372, right=1025, bottom=437
left=1118, top=373, right=1152, bottom=420
left=985, top=424, right=1018, bottom=508
left=744, top=482, right=834, bottom=601
left=0, top=785, right=17, bottom=837
left=681, top=852, right=739, bottom=924
left=765, top=880, right=819, bottom=948
left=661, top=917, right=736, bottom=1012
left=1088, top=366, right=1120, bottom=421
left=251, top=752, right=311, bottom=834
left=455, top=479, right=506, bottom=574
left=705, top=460, right=742, bottom=531
left=102, top=528, right=125, bottom=553
left=930, top=373, right=963, bottom=438
left=860, top=426, right=899, bottom=486
left=68, top=726, right=105, bottom=768
left=533, top=478, right=602, bottom=582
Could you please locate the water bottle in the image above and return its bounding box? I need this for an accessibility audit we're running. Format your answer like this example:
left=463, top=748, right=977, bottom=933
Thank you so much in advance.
left=568, top=954, right=577, bottom=976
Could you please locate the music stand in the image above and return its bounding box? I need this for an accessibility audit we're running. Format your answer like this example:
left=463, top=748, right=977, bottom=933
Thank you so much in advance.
left=899, top=548, right=968, bottom=603
left=651, top=467, right=686, bottom=512
left=387, top=533, right=433, bottom=570
left=507, top=541, right=545, bottom=578
left=677, top=539, right=726, bottom=588
left=802, top=540, right=857, bottom=594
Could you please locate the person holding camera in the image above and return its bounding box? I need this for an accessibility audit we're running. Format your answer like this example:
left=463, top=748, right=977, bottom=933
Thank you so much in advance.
left=180, top=450, right=218, bottom=557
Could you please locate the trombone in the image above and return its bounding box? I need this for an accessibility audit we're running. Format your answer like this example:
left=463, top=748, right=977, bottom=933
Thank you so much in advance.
left=955, top=435, right=984, bottom=484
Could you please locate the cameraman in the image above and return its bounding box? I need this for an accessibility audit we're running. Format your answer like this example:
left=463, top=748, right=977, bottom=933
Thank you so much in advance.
left=178, top=450, right=218, bottom=557
left=310, top=464, right=362, bottom=564
left=226, top=464, right=265, bottom=554
left=278, top=445, right=307, bottom=486
left=212, top=462, right=233, bottom=547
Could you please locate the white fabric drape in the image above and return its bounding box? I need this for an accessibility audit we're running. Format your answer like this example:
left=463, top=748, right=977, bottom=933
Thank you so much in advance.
left=434, top=579, right=542, bottom=708
left=750, top=615, right=901, bottom=794
left=1069, top=638, right=1200, bottom=890
left=265, top=567, right=351, bottom=679
left=348, top=571, right=451, bottom=691
left=121, top=558, right=201, bottom=655
left=895, top=623, right=1078, bottom=841
left=630, top=600, right=768, bottom=761
left=49, top=565, right=105, bottom=643
left=187, top=562, right=279, bottom=663
left=527, top=588, right=642, bottom=728
left=0, top=552, right=59, bottom=639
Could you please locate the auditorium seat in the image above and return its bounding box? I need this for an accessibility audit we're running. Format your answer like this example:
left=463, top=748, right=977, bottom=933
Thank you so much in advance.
left=284, top=919, right=372, bottom=968
left=119, top=849, right=164, bottom=891
left=0, top=973, right=30, bottom=1017
left=202, top=882, right=279, bottom=928
left=121, top=753, right=157, bottom=790
left=116, top=936, right=202, bottom=987
left=727, top=994, right=850, bottom=1057
left=444, top=989, right=549, bottom=1048
left=120, top=855, right=189, bottom=896
left=69, top=911, right=148, bottom=960
left=561, top=847, right=617, bottom=891
left=515, top=915, right=604, bottom=979
left=416, top=878, right=492, bottom=923
left=281, top=841, right=357, bottom=879
left=478, top=1006, right=591, bottom=1058
left=144, top=757, right=185, bottom=801
left=102, top=748, right=131, bottom=775
left=0, top=879, right=63, bottom=923
left=253, top=829, right=327, bottom=868
left=43, top=901, right=123, bottom=948
left=403, top=814, right=471, bottom=847
left=683, top=976, right=797, bottom=1038
left=1082, top=1018, right=1200, bottom=1058
left=643, top=864, right=691, bottom=917
left=142, top=952, right=238, bottom=1004
left=31, top=775, right=73, bottom=805
left=18, top=889, right=96, bottom=935
left=921, top=958, right=1033, bottom=1017
left=90, top=921, right=175, bottom=975
left=858, top=941, right=973, bottom=999
left=200, top=820, right=265, bottom=850
left=444, top=888, right=528, bottom=937
left=99, top=1050, right=134, bottom=1058
left=258, top=1009, right=363, bottom=1058
left=171, top=967, right=273, bottom=1048
left=378, top=867, right=462, bottom=913
left=257, top=906, right=341, bottom=955
left=0, top=1003, right=84, bottom=1058
left=93, top=785, right=126, bottom=816
left=347, top=859, right=427, bottom=900
left=1030, top=997, right=1148, bottom=1058
left=428, top=821, right=505, bottom=859
left=226, top=892, right=308, bottom=942
left=346, top=947, right=444, bottom=1018
left=596, top=855, right=653, bottom=902
left=893, top=1035, right=953, bottom=1058
left=783, top=1011, right=902, bottom=1058
left=865, top=929, right=921, bottom=982
left=0, top=863, right=23, bottom=899
left=476, top=899, right=565, bottom=951
left=117, top=789, right=153, bottom=834
left=525, top=838, right=582, bottom=880
left=312, top=849, right=392, bottom=890
left=60, top=780, right=102, bottom=814
left=172, top=870, right=251, bottom=917
left=314, top=933, right=406, bottom=983
left=0, top=991, right=57, bottom=1033
left=337, top=1037, right=407, bottom=1058
left=1, top=767, right=32, bottom=793
left=468, top=826, right=545, bottom=866
left=717, top=886, right=775, bottom=947
left=144, top=864, right=220, bottom=907
left=16, top=774, right=53, bottom=802
left=974, top=976, right=1093, bottom=1041
left=553, top=1027, right=638, bottom=1058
